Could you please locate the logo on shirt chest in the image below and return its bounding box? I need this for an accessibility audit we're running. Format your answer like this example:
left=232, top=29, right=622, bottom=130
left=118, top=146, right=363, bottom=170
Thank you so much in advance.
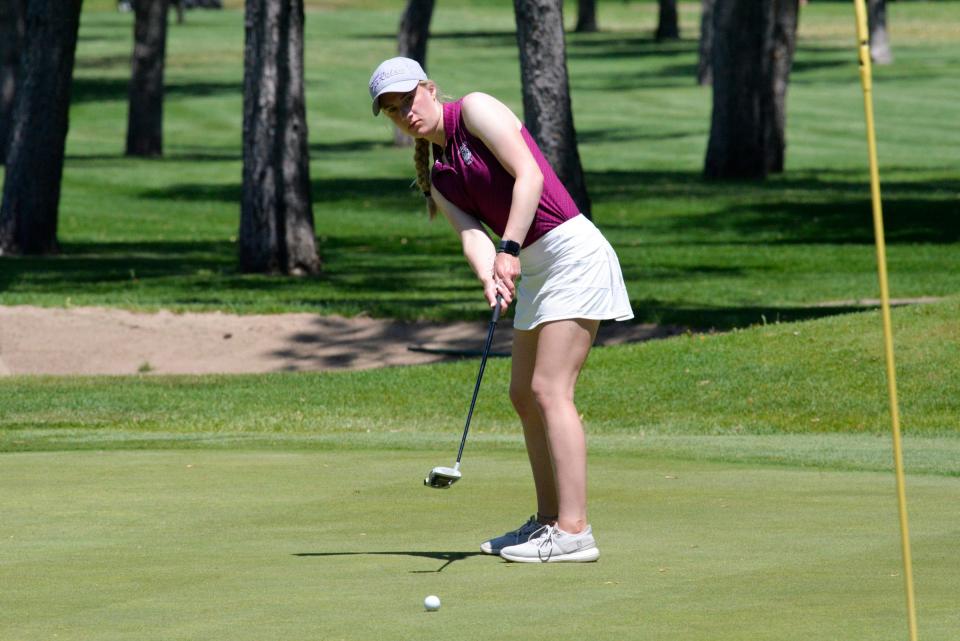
left=459, top=142, right=474, bottom=165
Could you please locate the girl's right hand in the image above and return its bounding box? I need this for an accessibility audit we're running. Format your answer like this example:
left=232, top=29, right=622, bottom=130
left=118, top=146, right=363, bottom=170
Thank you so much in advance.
left=483, top=278, right=511, bottom=313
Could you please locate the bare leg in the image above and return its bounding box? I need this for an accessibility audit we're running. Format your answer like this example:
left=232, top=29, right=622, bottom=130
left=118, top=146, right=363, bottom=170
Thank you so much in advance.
left=532, top=319, right=599, bottom=533
left=511, top=319, right=599, bottom=534
left=511, top=327, right=557, bottom=523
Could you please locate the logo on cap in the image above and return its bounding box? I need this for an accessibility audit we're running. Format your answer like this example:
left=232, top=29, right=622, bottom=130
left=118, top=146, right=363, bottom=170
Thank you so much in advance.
left=368, top=57, right=428, bottom=116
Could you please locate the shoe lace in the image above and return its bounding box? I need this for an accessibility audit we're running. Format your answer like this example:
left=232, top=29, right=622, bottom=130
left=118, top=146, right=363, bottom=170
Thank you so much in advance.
left=535, top=524, right=559, bottom=562
left=525, top=523, right=548, bottom=541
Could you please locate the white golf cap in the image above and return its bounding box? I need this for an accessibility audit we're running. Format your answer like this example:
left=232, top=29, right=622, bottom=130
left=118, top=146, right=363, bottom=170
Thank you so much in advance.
left=369, top=57, right=427, bottom=116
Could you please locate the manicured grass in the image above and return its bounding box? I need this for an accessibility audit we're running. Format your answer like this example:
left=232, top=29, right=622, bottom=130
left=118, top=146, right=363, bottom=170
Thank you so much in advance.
left=1, top=2, right=957, bottom=326
left=2, top=450, right=959, bottom=641
left=2, top=5, right=956, bottom=639
left=3, top=297, right=958, bottom=476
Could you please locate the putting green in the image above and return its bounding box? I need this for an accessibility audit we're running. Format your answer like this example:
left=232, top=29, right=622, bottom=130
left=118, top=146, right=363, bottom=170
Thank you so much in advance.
left=2, top=450, right=957, bottom=641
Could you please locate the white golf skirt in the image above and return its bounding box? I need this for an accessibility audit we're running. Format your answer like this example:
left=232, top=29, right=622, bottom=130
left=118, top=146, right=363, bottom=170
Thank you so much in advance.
left=514, top=214, right=634, bottom=331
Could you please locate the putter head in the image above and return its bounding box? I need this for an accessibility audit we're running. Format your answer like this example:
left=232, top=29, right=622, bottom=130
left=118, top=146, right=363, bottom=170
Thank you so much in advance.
left=424, top=465, right=462, bottom=489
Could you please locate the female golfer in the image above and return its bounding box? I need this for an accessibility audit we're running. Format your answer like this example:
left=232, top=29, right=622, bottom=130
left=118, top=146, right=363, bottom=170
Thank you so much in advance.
left=369, top=57, right=633, bottom=563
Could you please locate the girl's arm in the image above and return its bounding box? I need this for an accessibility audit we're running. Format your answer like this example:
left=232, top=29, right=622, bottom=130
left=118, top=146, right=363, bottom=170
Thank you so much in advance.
left=460, top=92, right=543, bottom=298
left=432, top=186, right=511, bottom=311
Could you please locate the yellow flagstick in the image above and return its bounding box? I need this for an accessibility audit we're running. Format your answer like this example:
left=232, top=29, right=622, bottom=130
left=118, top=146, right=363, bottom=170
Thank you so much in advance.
left=851, top=2, right=919, bottom=640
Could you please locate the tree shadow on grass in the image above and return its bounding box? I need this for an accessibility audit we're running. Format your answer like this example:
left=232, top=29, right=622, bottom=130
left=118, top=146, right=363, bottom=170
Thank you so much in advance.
left=588, top=168, right=960, bottom=245
left=0, top=236, right=479, bottom=321
left=75, top=54, right=132, bottom=71
left=358, top=30, right=517, bottom=47
left=565, top=35, right=854, bottom=90
left=790, top=55, right=857, bottom=83
left=0, top=239, right=920, bottom=331
left=568, top=41, right=701, bottom=91
left=709, top=198, right=960, bottom=244
left=308, top=140, right=394, bottom=154
left=71, top=78, right=241, bottom=104
left=577, top=128, right=703, bottom=145
left=293, top=551, right=485, bottom=573
left=66, top=150, right=243, bottom=162
left=137, top=176, right=419, bottom=209
left=0, top=241, right=235, bottom=288
left=628, top=299, right=889, bottom=330
left=3, top=169, right=953, bottom=330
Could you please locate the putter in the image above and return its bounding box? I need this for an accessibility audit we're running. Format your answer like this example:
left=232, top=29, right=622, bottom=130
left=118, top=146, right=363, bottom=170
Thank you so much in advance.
left=424, top=295, right=503, bottom=489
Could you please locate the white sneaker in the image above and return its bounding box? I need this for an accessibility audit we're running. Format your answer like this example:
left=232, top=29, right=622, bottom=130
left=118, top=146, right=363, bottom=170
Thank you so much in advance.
left=479, top=515, right=547, bottom=555
left=499, top=524, right=600, bottom=563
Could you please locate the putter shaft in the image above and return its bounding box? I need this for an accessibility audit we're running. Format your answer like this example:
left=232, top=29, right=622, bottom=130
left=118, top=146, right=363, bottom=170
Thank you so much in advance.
left=424, top=296, right=503, bottom=488
left=454, top=296, right=502, bottom=466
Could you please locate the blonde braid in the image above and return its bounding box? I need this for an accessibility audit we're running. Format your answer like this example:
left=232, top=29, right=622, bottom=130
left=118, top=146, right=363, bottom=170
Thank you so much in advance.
left=414, top=137, right=438, bottom=219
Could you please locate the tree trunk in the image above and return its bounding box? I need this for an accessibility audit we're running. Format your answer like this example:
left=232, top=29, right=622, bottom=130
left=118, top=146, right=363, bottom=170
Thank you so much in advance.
left=126, top=0, right=169, bottom=157
left=397, top=0, right=433, bottom=67
left=868, top=0, right=892, bottom=65
left=575, top=0, right=597, bottom=33
left=0, top=0, right=83, bottom=256
left=656, top=0, right=680, bottom=41
left=513, top=0, right=591, bottom=218
left=240, top=0, right=320, bottom=276
left=0, top=0, right=27, bottom=164
left=697, top=0, right=714, bottom=86
left=766, top=0, right=798, bottom=174
left=703, top=0, right=798, bottom=180
left=394, top=0, right=435, bottom=148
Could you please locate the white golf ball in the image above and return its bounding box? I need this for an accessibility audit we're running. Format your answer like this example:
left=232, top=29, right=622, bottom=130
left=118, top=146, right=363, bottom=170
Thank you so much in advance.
left=423, top=595, right=441, bottom=611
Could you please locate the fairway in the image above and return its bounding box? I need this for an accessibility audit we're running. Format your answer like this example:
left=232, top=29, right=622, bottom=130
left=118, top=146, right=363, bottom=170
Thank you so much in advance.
left=3, top=449, right=958, bottom=641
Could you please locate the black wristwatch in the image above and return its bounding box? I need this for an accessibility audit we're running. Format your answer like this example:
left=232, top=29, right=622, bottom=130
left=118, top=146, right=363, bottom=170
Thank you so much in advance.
left=497, top=239, right=521, bottom=257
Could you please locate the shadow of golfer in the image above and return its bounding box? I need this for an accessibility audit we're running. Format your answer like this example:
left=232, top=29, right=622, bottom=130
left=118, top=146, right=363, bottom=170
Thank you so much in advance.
left=293, top=551, right=484, bottom=573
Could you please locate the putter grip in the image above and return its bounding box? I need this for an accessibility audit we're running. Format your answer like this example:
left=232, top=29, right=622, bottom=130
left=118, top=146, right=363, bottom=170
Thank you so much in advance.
left=492, top=294, right=502, bottom=323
